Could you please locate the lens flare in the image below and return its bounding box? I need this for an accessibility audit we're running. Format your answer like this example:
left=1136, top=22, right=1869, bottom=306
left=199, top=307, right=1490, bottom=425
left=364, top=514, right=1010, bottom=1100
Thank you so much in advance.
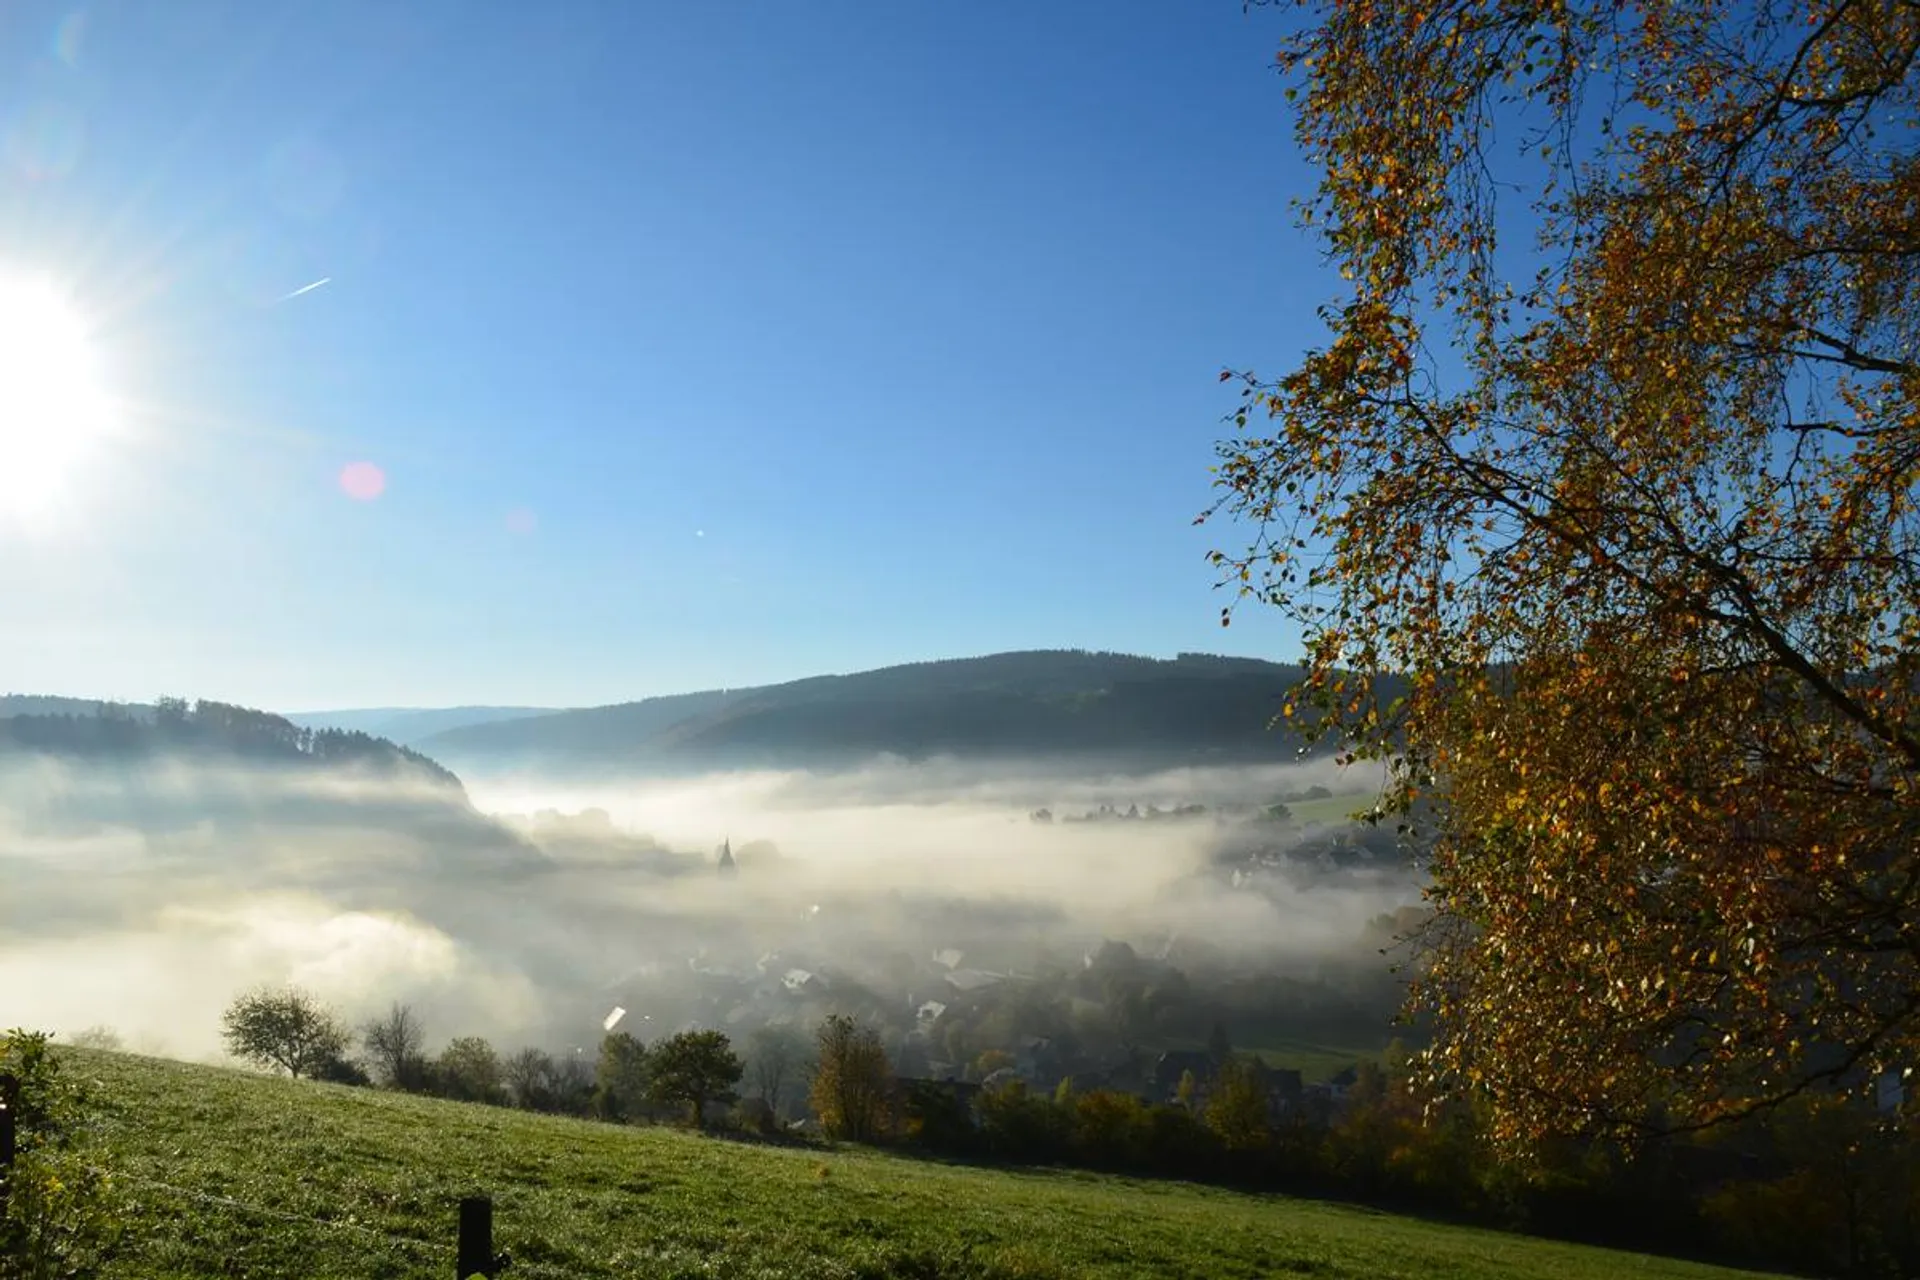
left=0, top=267, right=116, bottom=527
left=339, top=460, right=386, bottom=501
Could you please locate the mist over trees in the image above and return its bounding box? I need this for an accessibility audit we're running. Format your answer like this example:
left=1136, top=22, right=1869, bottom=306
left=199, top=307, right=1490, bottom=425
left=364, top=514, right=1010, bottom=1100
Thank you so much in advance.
left=1, top=697, right=460, bottom=788
left=0, top=681, right=1421, bottom=1091
left=746, top=1025, right=808, bottom=1118
left=0, top=0, right=1911, bottom=1269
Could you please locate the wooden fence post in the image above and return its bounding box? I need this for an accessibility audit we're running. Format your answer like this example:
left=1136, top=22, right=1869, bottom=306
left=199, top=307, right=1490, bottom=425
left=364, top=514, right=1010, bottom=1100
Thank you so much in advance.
left=457, top=1195, right=496, bottom=1278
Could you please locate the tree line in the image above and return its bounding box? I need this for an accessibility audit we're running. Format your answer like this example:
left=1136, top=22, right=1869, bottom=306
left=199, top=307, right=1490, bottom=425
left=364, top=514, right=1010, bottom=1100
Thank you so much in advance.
left=0, top=698, right=460, bottom=788
left=214, top=986, right=1918, bottom=1277
left=219, top=988, right=868, bottom=1137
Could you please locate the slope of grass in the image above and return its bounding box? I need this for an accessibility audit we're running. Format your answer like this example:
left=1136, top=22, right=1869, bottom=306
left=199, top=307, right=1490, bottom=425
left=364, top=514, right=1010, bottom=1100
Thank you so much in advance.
left=1282, top=792, right=1381, bottom=828
left=1232, top=1039, right=1375, bottom=1083
left=65, top=1049, right=1778, bottom=1280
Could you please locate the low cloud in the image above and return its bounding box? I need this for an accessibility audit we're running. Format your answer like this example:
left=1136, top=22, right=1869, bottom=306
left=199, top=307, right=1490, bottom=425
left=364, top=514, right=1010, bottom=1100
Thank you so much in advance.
left=1, top=753, right=1418, bottom=1064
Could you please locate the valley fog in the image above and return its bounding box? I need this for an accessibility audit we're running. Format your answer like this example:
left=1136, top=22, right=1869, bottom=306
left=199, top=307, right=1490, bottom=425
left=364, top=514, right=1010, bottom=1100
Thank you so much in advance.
left=0, top=753, right=1421, bottom=1076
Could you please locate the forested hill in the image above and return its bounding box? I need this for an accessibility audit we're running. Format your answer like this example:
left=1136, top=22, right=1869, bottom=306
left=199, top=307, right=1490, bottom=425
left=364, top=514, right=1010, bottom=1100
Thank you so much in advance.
left=0, top=697, right=463, bottom=791
left=0, top=699, right=549, bottom=870
left=282, top=705, right=560, bottom=747
left=0, top=694, right=156, bottom=721
left=419, top=650, right=1335, bottom=775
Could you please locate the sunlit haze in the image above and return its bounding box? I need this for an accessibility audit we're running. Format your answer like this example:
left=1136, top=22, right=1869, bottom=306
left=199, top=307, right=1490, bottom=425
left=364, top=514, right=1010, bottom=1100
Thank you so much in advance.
left=0, top=265, right=119, bottom=528
left=0, top=0, right=1401, bottom=1102
left=0, top=2, right=1320, bottom=710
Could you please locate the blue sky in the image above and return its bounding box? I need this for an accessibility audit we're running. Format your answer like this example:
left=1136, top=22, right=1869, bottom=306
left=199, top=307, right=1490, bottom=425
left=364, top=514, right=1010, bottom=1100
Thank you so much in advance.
left=0, top=1, right=1327, bottom=710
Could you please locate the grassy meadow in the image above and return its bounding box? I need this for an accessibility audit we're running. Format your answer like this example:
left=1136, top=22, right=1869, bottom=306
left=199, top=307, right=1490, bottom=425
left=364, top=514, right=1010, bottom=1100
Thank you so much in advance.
left=44, top=1048, right=1789, bottom=1280
left=1276, top=792, right=1381, bottom=828
left=1232, top=1039, right=1375, bottom=1084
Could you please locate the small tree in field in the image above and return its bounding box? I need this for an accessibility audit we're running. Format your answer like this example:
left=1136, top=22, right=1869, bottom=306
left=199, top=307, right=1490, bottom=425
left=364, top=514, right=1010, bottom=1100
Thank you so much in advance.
left=745, top=1024, right=808, bottom=1117
left=647, top=1030, right=742, bottom=1128
left=549, top=1050, right=595, bottom=1115
left=66, top=1026, right=123, bottom=1052
left=1206, top=1059, right=1272, bottom=1152
left=437, top=1036, right=504, bottom=1104
left=361, top=1001, right=425, bottom=1089
left=810, top=1014, right=893, bottom=1143
left=503, top=1047, right=555, bottom=1110
left=594, top=1031, right=649, bottom=1121
left=220, top=987, right=350, bottom=1080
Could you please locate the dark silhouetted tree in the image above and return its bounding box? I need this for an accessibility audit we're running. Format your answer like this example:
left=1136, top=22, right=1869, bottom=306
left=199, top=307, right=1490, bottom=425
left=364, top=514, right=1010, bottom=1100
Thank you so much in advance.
left=361, top=1002, right=426, bottom=1089
left=746, top=1024, right=808, bottom=1117
left=503, top=1047, right=556, bottom=1110
left=1207, top=1021, right=1233, bottom=1067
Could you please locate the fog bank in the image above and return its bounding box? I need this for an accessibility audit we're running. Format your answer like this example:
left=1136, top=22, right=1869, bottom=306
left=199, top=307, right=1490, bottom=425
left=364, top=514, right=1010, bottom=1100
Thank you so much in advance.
left=1, top=753, right=1418, bottom=1068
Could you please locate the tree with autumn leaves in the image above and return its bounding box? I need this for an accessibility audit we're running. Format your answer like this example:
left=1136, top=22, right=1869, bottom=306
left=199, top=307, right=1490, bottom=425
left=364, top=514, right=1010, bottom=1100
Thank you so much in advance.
left=1209, top=0, right=1920, bottom=1145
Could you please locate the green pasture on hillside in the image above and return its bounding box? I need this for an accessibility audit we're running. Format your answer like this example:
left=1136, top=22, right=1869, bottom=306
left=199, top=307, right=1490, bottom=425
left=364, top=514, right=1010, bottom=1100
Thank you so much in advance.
left=57, top=1049, right=1780, bottom=1280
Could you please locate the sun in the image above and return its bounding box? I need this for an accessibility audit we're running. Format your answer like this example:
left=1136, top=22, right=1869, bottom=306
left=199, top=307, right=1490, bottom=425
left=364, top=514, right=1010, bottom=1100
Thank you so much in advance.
left=0, top=267, right=116, bottom=524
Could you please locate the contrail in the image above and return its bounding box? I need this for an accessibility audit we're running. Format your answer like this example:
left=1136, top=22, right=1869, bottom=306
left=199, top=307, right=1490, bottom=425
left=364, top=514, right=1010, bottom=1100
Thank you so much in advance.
left=279, top=276, right=332, bottom=301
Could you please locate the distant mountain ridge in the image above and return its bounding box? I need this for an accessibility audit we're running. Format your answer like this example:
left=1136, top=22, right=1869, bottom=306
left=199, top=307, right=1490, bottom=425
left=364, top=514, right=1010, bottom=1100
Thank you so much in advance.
left=0, top=696, right=543, bottom=869
left=1, top=697, right=559, bottom=750
left=283, top=706, right=560, bottom=747
left=1, top=694, right=156, bottom=721
left=418, top=650, right=1325, bottom=776
left=9, top=650, right=1338, bottom=779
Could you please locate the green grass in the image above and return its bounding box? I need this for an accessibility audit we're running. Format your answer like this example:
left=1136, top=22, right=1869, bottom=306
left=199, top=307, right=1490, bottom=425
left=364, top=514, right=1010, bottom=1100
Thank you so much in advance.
left=62, top=1048, right=1778, bottom=1280
left=1282, top=791, right=1382, bottom=827
left=1233, top=1039, right=1375, bottom=1083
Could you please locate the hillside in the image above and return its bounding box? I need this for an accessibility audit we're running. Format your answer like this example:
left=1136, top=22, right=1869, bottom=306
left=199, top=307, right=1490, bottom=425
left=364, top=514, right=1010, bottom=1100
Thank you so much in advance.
left=65, top=1049, right=1777, bottom=1280
left=0, top=699, right=462, bottom=789
left=420, top=650, right=1327, bottom=775
left=419, top=686, right=746, bottom=765
left=0, top=698, right=540, bottom=870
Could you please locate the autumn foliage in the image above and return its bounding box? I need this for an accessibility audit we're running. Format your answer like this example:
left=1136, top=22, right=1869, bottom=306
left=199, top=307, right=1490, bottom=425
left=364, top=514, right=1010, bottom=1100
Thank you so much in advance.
left=1208, top=0, right=1920, bottom=1143
left=809, top=1014, right=894, bottom=1143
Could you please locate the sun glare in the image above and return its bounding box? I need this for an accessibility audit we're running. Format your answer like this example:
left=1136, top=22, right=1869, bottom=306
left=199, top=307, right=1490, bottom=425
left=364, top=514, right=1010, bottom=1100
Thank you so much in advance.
left=0, top=267, right=116, bottom=526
